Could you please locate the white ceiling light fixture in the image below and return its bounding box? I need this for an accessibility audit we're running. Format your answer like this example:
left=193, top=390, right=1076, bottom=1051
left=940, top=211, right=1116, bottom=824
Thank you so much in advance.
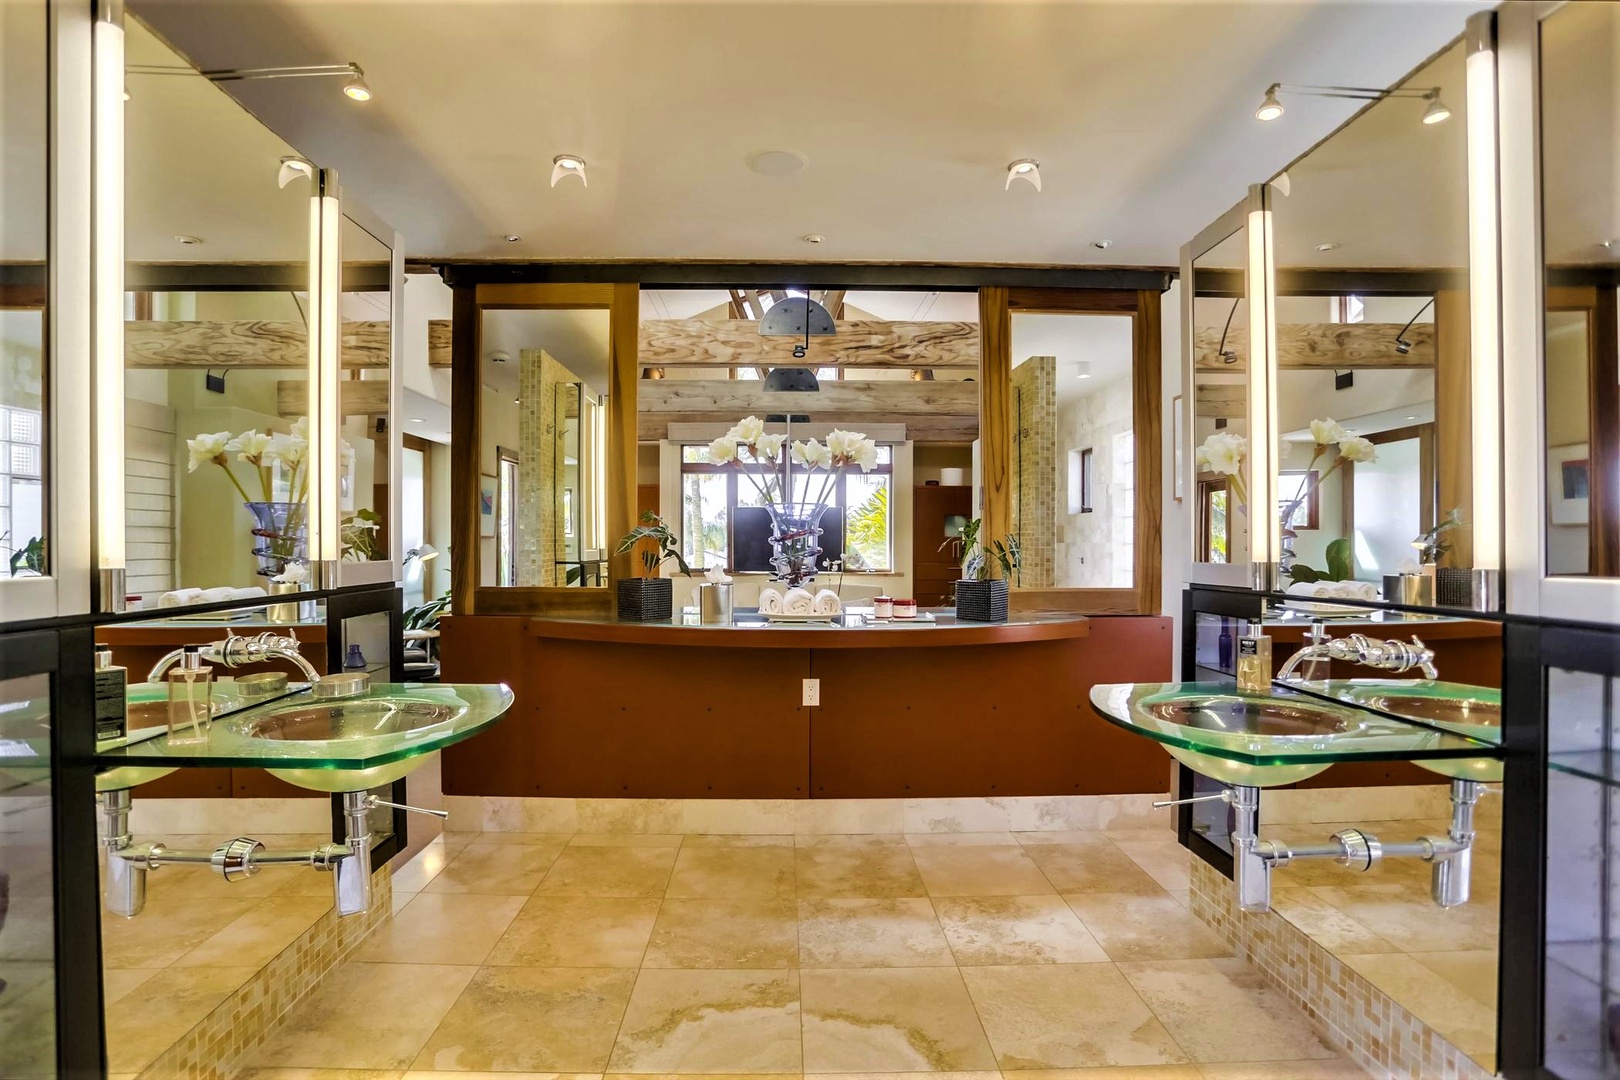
left=747, top=149, right=808, bottom=177
left=1006, top=159, right=1041, bottom=192
left=342, top=67, right=372, bottom=101
left=174, top=234, right=203, bottom=246
left=1315, top=241, right=1341, bottom=252
left=1091, top=239, right=1112, bottom=250
left=1421, top=90, right=1451, bottom=125
left=1272, top=171, right=1292, bottom=197
left=803, top=234, right=824, bottom=245
left=503, top=234, right=521, bottom=243
left=1255, top=82, right=1450, bottom=125
left=278, top=156, right=316, bottom=189
left=551, top=155, right=587, bottom=187
left=1255, top=85, right=1285, bottom=121
left=1075, top=361, right=1092, bottom=380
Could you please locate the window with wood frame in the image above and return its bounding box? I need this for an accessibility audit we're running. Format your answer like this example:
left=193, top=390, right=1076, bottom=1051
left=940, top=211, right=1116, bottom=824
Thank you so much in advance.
left=1277, top=469, right=1321, bottom=531
left=1198, top=474, right=1231, bottom=564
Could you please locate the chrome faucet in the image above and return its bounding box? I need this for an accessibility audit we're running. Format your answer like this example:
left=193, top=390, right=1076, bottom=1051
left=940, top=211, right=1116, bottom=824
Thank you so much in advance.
left=1275, top=632, right=1438, bottom=683
left=147, top=631, right=321, bottom=683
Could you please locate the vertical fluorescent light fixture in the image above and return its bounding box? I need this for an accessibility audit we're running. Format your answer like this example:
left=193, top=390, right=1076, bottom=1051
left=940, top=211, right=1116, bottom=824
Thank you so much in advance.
left=94, top=0, right=127, bottom=609
left=1465, top=11, right=1502, bottom=582
left=1246, top=188, right=1279, bottom=586
left=306, top=169, right=342, bottom=575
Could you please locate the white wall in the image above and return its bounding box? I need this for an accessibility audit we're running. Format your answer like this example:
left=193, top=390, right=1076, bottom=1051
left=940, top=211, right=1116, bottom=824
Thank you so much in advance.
left=1161, top=282, right=1189, bottom=670
left=403, top=273, right=453, bottom=406
left=1054, top=375, right=1134, bottom=587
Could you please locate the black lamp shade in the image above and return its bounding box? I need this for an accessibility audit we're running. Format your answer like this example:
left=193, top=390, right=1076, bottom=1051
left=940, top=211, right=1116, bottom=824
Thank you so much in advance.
left=759, top=295, right=836, bottom=338
left=762, top=367, right=821, bottom=392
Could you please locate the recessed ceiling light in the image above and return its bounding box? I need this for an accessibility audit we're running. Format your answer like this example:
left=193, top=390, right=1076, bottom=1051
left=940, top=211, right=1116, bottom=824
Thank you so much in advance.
left=747, top=149, right=808, bottom=177
left=1406, top=415, right=1419, bottom=420
left=550, top=155, right=587, bottom=187
left=1091, top=240, right=1112, bottom=250
left=174, top=234, right=203, bottom=245
left=1075, top=361, right=1091, bottom=379
left=409, top=417, right=424, bottom=423
left=1315, top=242, right=1341, bottom=252
left=503, top=234, right=521, bottom=243
left=803, top=234, right=824, bottom=245
left=1005, top=159, right=1042, bottom=192
left=1602, top=239, right=1620, bottom=250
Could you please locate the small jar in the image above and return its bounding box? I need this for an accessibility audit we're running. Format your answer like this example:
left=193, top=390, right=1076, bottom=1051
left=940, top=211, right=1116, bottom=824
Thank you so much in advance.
left=872, top=596, right=894, bottom=619
left=892, top=598, right=917, bottom=620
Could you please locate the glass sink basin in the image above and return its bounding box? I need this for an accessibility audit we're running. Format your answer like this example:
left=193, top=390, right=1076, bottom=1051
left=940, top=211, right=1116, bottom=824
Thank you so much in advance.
left=94, top=680, right=309, bottom=792
left=1090, top=681, right=1500, bottom=788
left=94, top=682, right=514, bottom=793
left=1294, top=679, right=1503, bottom=782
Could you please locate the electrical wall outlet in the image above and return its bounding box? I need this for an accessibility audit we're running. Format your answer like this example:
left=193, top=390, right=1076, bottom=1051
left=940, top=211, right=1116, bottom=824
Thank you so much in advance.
left=802, top=678, right=820, bottom=707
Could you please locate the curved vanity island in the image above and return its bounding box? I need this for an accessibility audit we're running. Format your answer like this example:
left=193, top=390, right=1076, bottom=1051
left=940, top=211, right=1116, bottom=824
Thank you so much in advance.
left=441, top=607, right=1177, bottom=801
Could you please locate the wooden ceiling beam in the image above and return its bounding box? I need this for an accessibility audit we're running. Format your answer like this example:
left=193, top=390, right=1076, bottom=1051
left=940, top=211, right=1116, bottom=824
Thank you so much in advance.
left=1194, top=322, right=1435, bottom=370
left=639, top=318, right=977, bottom=368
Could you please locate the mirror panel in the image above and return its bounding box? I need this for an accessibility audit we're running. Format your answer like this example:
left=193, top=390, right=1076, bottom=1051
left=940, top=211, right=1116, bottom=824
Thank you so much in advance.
left=123, top=16, right=311, bottom=606
left=1190, top=226, right=1250, bottom=567
left=0, top=0, right=49, bottom=583
left=1268, top=39, right=1481, bottom=608
left=480, top=307, right=610, bottom=588
left=0, top=672, right=54, bottom=1075
left=340, top=216, right=393, bottom=565
left=1540, top=2, right=1620, bottom=579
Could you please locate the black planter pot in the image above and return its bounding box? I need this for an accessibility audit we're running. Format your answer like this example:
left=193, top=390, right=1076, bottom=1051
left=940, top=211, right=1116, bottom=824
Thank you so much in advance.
left=617, top=577, right=674, bottom=621
left=954, top=578, right=1009, bottom=623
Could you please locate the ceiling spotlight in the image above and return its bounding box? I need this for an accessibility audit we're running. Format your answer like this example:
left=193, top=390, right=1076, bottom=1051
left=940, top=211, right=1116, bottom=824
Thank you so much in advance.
left=174, top=234, right=203, bottom=245
left=1272, top=171, right=1292, bottom=197
left=1421, top=91, right=1451, bottom=125
left=1091, top=239, right=1112, bottom=250
left=1075, top=361, right=1092, bottom=380
left=1255, top=85, right=1285, bottom=122
left=1315, top=241, right=1341, bottom=252
left=1603, top=239, right=1620, bottom=250
left=1006, top=159, right=1041, bottom=192
left=803, top=234, right=825, bottom=245
left=342, top=67, right=372, bottom=101
left=503, top=234, right=521, bottom=243
left=550, top=155, right=587, bottom=187
left=278, top=156, right=315, bottom=189
left=408, top=417, right=425, bottom=423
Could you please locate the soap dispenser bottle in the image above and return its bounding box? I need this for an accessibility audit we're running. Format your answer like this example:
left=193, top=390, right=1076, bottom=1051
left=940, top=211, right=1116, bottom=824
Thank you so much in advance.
left=166, top=646, right=213, bottom=745
left=1236, top=621, right=1274, bottom=692
left=94, top=649, right=128, bottom=743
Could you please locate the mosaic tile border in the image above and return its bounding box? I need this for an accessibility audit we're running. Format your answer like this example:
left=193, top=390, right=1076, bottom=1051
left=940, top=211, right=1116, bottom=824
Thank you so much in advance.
left=134, top=867, right=393, bottom=1080
left=1189, top=858, right=1494, bottom=1080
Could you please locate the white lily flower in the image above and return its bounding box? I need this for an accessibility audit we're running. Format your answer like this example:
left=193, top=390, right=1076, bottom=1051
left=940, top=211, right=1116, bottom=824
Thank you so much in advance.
left=226, top=430, right=272, bottom=464
left=753, top=432, right=786, bottom=460
left=1337, top=435, right=1378, bottom=463
left=1309, top=418, right=1348, bottom=446
left=792, top=438, right=831, bottom=470
left=729, top=415, right=765, bottom=444
left=266, top=432, right=307, bottom=471
left=853, top=437, right=879, bottom=472
left=1198, top=432, right=1247, bottom=477
left=186, top=431, right=232, bottom=473
left=707, top=435, right=739, bottom=465
left=291, top=416, right=309, bottom=441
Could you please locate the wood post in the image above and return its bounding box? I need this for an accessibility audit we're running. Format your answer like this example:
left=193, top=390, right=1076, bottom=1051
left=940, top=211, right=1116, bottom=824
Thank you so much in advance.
left=978, top=287, right=1012, bottom=570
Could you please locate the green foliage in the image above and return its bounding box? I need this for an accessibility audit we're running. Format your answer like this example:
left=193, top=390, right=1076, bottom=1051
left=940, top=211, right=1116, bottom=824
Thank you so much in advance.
left=7, top=535, right=45, bottom=577
left=845, top=485, right=889, bottom=569
left=1288, top=536, right=1355, bottom=583
left=404, top=591, right=451, bottom=632
left=340, top=508, right=384, bottom=562
left=940, top=517, right=1021, bottom=583
left=616, top=511, right=694, bottom=578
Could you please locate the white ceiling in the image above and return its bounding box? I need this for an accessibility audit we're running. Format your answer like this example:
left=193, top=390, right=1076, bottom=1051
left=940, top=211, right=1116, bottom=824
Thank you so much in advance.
left=133, top=0, right=1489, bottom=266
left=1541, top=3, right=1620, bottom=266
left=481, top=308, right=613, bottom=397
left=1010, top=313, right=1134, bottom=402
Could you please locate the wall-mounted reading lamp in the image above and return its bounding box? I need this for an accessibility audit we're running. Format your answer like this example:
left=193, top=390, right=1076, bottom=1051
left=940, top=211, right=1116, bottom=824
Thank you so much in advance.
left=1255, top=82, right=1449, bottom=125
left=1393, top=297, right=1437, bottom=355
left=1216, top=297, right=1241, bottom=364
left=94, top=1, right=126, bottom=610
left=124, top=61, right=372, bottom=101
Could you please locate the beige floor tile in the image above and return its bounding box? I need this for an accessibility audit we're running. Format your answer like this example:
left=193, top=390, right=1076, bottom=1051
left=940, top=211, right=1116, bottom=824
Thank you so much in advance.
left=800, top=967, right=998, bottom=1072
left=424, top=839, right=569, bottom=896
left=798, top=898, right=955, bottom=968
left=173, top=895, right=332, bottom=969
left=413, top=966, right=637, bottom=1072
left=1117, top=958, right=1338, bottom=1063
left=1111, top=839, right=1194, bottom=895
left=1197, top=1060, right=1371, bottom=1079
left=795, top=840, right=926, bottom=898
left=100, top=895, right=261, bottom=968
left=911, top=845, right=1056, bottom=897
left=1409, top=948, right=1500, bottom=1008
left=487, top=896, right=661, bottom=967
left=356, top=893, right=526, bottom=965
left=644, top=898, right=799, bottom=969
left=252, top=962, right=477, bottom=1070
left=390, top=838, right=459, bottom=894
left=1339, top=953, right=1497, bottom=1055
left=959, top=963, right=1188, bottom=1070
left=904, top=831, right=1022, bottom=847
left=1023, top=840, right=1165, bottom=895
left=1014, top=829, right=1108, bottom=845
left=535, top=845, right=679, bottom=898
left=1009, top=1069, right=1203, bottom=1080
left=104, top=965, right=257, bottom=1074
left=666, top=844, right=795, bottom=898
left=404, top=1074, right=595, bottom=1080
left=237, top=1071, right=405, bottom=1079
left=569, top=833, right=685, bottom=846
left=682, top=834, right=796, bottom=848
left=1269, top=890, right=1401, bottom=955
left=101, top=966, right=160, bottom=1007
left=1063, top=892, right=1232, bottom=962
left=934, top=895, right=1109, bottom=965
left=608, top=968, right=801, bottom=1073
left=458, top=831, right=575, bottom=846
left=1306, top=883, right=1499, bottom=953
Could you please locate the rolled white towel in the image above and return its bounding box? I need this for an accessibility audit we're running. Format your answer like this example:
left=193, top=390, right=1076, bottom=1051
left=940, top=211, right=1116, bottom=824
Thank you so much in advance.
left=157, top=588, right=204, bottom=609
left=231, top=586, right=268, bottom=601
left=757, top=588, right=784, bottom=614
left=197, top=587, right=237, bottom=605
left=1285, top=581, right=1322, bottom=597
left=812, top=588, right=842, bottom=615
left=783, top=587, right=814, bottom=615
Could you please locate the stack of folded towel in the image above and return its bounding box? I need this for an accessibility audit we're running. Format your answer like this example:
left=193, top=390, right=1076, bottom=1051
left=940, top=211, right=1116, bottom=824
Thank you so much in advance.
left=782, top=587, right=815, bottom=614
left=812, top=589, right=842, bottom=615
left=155, top=585, right=268, bottom=609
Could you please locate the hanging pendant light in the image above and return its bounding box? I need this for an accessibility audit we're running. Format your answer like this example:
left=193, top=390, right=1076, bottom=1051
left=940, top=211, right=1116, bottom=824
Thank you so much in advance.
left=759, top=294, right=836, bottom=362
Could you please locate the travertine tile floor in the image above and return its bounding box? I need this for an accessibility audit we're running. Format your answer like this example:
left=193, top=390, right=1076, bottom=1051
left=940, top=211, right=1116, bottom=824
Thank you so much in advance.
left=238, top=827, right=1373, bottom=1078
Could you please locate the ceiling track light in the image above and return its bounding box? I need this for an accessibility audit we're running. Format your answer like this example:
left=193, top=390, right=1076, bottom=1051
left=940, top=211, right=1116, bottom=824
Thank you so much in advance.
left=126, top=61, right=372, bottom=102
left=551, top=155, right=587, bottom=187
left=1393, top=297, right=1437, bottom=355
left=1254, top=82, right=1449, bottom=125
left=1006, top=159, right=1042, bottom=192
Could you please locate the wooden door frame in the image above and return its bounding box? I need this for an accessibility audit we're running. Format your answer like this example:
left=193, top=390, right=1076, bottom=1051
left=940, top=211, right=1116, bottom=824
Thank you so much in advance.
left=1545, top=285, right=1620, bottom=576
left=1339, top=423, right=1438, bottom=551
left=981, top=287, right=1163, bottom=614
left=450, top=282, right=635, bottom=616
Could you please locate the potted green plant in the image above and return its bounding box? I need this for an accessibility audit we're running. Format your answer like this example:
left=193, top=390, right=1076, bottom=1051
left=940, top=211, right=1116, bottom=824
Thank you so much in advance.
left=941, top=518, right=1020, bottom=622
left=615, top=512, right=694, bottom=621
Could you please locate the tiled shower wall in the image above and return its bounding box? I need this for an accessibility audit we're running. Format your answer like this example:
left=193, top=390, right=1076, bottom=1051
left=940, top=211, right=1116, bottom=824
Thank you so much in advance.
left=1011, top=354, right=1056, bottom=587
left=516, top=348, right=583, bottom=586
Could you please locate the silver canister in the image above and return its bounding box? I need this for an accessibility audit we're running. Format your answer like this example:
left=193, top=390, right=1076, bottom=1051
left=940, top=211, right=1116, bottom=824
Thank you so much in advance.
left=1395, top=571, right=1435, bottom=607
left=699, top=583, right=734, bottom=625
left=267, top=582, right=301, bottom=623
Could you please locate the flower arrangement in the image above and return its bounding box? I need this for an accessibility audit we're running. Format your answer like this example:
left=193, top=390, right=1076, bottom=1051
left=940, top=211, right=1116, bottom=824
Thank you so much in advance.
left=1195, top=431, right=1250, bottom=508
left=1283, top=418, right=1379, bottom=584
left=705, top=415, right=878, bottom=500
left=187, top=416, right=310, bottom=504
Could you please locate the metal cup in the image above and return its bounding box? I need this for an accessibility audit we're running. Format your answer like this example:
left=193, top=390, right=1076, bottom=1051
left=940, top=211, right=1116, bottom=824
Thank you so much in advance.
left=699, top=583, right=734, bottom=626
left=267, top=582, right=301, bottom=623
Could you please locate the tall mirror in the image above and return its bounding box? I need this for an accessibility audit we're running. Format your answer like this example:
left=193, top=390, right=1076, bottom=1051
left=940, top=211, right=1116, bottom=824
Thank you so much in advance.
left=122, top=16, right=311, bottom=608
left=1541, top=3, right=1620, bottom=580
left=339, top=216, right=394, bottom=572
left=479, top=306, right=610, bottom=588
left=1187, top=222, right=1252, bottom=572
left=1268, top=39, right=1484, bottom=610
left=0, top=0, right=48, bottom=586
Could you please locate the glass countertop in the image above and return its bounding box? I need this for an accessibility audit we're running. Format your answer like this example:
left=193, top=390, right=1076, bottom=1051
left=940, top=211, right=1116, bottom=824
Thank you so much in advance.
left=1288, top=679, right=1502, bottom=745
left=1089, top=682, right=1500, bottom=767
left=93, top=682, right=513, bottom=772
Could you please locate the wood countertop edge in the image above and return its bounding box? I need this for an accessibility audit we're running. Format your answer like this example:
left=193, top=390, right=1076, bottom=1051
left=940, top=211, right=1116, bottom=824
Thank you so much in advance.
left=525, top=614, right=1091, bottom=648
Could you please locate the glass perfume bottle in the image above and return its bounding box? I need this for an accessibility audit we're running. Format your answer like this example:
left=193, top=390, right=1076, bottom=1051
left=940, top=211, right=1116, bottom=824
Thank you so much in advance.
left=166, top=646, right=213, bottom=745
left=1236, top=623, right=1273, bottom=693
left=344, top=644, right=367, bottom=671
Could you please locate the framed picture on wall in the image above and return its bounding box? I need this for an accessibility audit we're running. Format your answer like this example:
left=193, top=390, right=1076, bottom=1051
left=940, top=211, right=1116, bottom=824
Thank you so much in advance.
left=479, top=474, right=497, bottom=537
left=1548, top=443, right=1590, bottom=526
left=1172, top=394, right=1184, bottom=502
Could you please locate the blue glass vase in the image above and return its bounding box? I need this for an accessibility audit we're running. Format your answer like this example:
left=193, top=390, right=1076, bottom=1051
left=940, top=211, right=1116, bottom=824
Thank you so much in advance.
left=766, top=501, right=830, bottom=589
left=244, top=501, right=308, bottom=579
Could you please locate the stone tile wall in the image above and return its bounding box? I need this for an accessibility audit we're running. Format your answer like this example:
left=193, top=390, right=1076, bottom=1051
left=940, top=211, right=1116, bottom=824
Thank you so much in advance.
left=1011, top=355, right=1056, bottom=587
left=517, top=349, right=586, bottom=586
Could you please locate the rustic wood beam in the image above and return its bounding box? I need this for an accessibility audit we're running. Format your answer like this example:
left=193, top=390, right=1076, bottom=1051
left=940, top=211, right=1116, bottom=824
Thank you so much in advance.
left=428, top=319, right=451, bottom=367
left=1194, top=382, right=1244, bottom=419
left=636, top=378, right=977, bottom=416
left=125, top=320, right=391, bottom=369
left=638, top=319, right=978, bottom=368
left=639, top=412, right=978, bottom=443
left=1194, top=322, right=1435, bottom=369
left=820, top=290, right=846, bottom=319
left=277, top=378, right=390, bottom=417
